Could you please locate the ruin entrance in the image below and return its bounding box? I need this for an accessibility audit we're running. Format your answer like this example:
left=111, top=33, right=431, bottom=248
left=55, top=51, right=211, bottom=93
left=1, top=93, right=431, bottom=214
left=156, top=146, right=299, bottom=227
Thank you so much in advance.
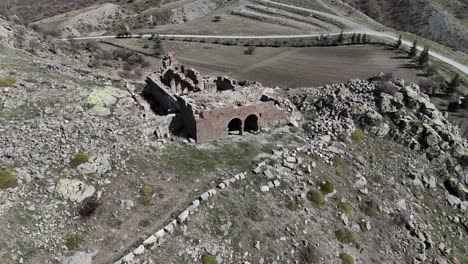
left=244, top=114, right=259, bottom=133
left=228, top=118, right=243, bottom=135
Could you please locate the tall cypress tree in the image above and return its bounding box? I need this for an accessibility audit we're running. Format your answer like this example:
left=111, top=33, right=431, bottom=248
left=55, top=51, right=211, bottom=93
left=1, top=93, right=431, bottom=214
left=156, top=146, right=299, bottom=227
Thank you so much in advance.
left=418, top=46, right=430, bottom=67
left=362, top=33, right=368, bottom=43
left=338, top=30, right=344, bottom=44
left=351, top=32, right=356, bottom=44
left=395, top=35, right=402, bottom=48
left=448, top=73, right=461, bottom=94
left=409, top=40, right=418, bottom=58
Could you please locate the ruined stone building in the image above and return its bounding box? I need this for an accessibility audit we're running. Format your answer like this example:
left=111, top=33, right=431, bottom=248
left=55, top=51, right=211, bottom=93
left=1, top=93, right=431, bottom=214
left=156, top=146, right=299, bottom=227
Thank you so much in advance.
left=143, top=53, right=288, bottom=143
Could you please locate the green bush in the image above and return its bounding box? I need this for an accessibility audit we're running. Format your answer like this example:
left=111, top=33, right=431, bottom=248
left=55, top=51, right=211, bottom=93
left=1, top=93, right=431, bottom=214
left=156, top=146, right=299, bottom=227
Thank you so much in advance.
left=201, top=254, right=218, bottom=264
left=331, top=155, right=345, bottom=166
left=307, top=189, right=325, bottom=206
left=141, top=185, right=154, bottom=196
left=286, top=200, right=299, bottom=211
left=0, top=77, right=16, bottom=87
left=65, top=234, right=84, bottom=250
left=300, top=244, right=319, bottom=264
left=320, top=180, right=335, bottom=194
left=374, top=175, right=384, bottom=185
left=246, top=204, right=264, bottom=221
left=339, top=202, right=353, bottom=216
left=141, top=195, right=156, bottom=206
left=70, top=153, right=89, bottom=168
left=0, top=170, right=17, bottom=189
left=340, top=253, right=355, bottom=264
left=362, top=202, right=378, bottom=217
left=335, top=228, right=357, bottom=244
left=24, top=78, right=38, bottom=83
left=351, top=129, right=364, bottom=142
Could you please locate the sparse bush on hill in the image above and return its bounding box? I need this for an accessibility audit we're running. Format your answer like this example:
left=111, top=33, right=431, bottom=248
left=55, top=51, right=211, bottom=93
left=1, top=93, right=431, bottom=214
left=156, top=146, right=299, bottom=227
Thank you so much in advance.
left=212, top=16, right=222, bottom=22
left=362, top=201, right=379, bottom=217
left=331, top=155, right=345, bottom=166
left=320, top=180, right=335, bottom=194
left=339, top=201, right=353, bottom=216
left=335, top=228, right=357, bottom=244
left=70, top=153, right=89, bottom=168
left=201, top=254, right=218, bottom=264
left=351, top=129, right=364, bottom=142
left=65, top=233, right=84, bottom=250
left=0, top=170, right=17, bottom=189
left=340, top=253, right=355, bottom=264
left=300, top=244, right=319, bottom=264
left=79, top=198, right=100, bottom=217
left=0, top=77, right=16, bottom=87
left=307, top=189, right=325, bottom=206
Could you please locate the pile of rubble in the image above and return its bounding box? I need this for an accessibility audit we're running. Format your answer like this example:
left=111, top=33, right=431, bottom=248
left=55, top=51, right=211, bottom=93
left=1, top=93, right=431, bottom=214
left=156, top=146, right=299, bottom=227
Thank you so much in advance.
left=296, top=78, right=468, bottom=201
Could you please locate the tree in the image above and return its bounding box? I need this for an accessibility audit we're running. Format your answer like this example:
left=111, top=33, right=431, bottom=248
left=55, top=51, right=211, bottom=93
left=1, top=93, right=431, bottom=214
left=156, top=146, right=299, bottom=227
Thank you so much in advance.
left=337, top=30, right=344, bottom=44
left=244, top=46, right=256, bottom=55
left=447, top=73, right=461, bottom=94
left=418, top=46, right=430, bottom=67
left=357, top=33, right=362, bottom=43
left=409, top=40, right=418, bottom=58
left=153, top=36, right=164, bottom=56
left=212, top=16, right=221, bottom=22
left=350, top=32, right=356, bottom=44
left=395, top=35, right=402, bottom=49
left=362, top=33, right=368, bottom=43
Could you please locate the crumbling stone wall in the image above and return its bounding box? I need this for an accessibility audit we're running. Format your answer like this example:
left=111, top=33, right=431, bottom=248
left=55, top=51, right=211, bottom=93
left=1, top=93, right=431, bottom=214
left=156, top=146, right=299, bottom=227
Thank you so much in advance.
left=143, top=77, right=179, bottom=114
left=194, top=101, right=287, bottom=143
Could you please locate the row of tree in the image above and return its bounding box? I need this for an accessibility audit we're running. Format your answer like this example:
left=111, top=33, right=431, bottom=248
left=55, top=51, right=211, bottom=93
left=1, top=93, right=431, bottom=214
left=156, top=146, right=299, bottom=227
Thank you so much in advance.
left=337, top=31, right=369, bottom=44
left=394, top=35, right=462, bottom=95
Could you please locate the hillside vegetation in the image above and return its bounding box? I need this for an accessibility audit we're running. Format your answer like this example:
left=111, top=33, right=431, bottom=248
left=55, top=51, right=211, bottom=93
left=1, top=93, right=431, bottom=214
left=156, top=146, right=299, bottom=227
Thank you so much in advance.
left=343, top=0, right=468, bottom=53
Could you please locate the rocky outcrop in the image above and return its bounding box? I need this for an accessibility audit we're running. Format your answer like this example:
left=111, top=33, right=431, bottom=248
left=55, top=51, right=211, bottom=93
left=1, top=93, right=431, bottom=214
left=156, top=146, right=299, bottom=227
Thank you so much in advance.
left=299, top=78, right=468, bottom=199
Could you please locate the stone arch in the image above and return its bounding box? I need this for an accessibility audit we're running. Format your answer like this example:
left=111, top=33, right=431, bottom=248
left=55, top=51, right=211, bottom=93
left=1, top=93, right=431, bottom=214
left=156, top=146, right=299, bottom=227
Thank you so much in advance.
left=244, top=114, right=259, bottom=133
left=228, top=118, right=243, bottom=135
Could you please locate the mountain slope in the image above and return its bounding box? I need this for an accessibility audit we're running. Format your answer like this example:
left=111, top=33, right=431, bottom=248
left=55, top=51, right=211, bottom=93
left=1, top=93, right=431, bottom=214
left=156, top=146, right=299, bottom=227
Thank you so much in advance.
left=343, top=0, right=468, bottom=53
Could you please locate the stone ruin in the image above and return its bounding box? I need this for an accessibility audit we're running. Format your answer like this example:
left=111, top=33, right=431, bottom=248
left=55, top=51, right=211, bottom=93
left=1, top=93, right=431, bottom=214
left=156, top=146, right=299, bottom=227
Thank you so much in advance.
left=143, top=53, right=288, bottom=143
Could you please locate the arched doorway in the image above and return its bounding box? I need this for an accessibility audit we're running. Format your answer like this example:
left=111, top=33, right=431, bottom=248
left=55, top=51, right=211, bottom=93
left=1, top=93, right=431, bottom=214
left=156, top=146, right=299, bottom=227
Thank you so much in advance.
left=228, top=118, right=243, bottom=135
left=244, top=114, right=259, bottom=133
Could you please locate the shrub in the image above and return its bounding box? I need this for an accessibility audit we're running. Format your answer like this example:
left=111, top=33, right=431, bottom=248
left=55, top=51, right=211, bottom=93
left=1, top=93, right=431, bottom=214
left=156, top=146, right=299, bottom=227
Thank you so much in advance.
left=246, top=204, right=264, bottom=221
left=362, top=201, right=379, bottom=217
left=79, top=199, right=100, bottom=217
left=300, top=244, right=319, bottom=264
left=320, top=180, right=335, bottom=194
left=335, top=228, right=357, bottom=244
left=141, top=195, right=156, bottom=206
left=351, top=129, right=364, bottom=142
left=307, top=189, right=325, bottom=206
left=141, top=185, right=154, bottom=196
left=331, top=155, right=344, bottom=166
left=70, top=153, right=89, bottom=168
left=244, top=46, right=256, bottom=55
left=212, top=16, right=222, bottom=22
left=0, top=170, right=17, bottom=189
left=340, top=253, right=355, bottom=264
left=374, top=175, right=384, bottom=185
left=65, top=234, right=84, bottom=250
left=0, top=77, right=16, bottom=87
left=286, top=200, right=299, bottom=211
left=339, top=201, right=353, bottom=216
left=201, top=254, right=218, bottom=264
left=24, top=78, right=39, bottom=84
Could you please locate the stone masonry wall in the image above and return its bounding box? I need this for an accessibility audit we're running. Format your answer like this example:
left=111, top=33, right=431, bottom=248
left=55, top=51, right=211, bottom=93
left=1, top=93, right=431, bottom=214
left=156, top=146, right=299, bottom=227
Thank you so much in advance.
left=195, top=101, right=288, bottom=143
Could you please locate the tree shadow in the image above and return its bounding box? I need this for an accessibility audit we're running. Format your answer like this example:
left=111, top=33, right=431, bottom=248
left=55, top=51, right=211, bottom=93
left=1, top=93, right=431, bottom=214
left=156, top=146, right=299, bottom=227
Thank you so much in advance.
left=398, top=63, right=417, bottom=69
left=391, top=55, right=410, bottom=59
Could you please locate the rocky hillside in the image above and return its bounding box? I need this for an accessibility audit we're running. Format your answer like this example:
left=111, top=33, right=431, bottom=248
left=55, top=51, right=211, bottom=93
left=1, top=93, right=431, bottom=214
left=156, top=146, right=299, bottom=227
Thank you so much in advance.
left=343, top=0, right=468, bottom=53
